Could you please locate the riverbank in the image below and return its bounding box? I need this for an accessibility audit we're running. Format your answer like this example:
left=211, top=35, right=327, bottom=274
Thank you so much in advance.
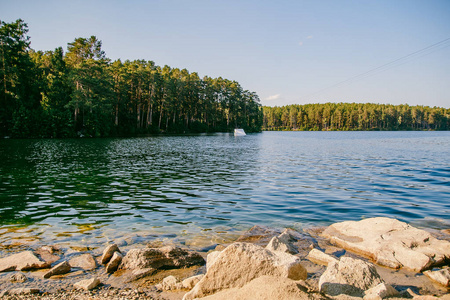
left=0, top=217, right=449, bottom=299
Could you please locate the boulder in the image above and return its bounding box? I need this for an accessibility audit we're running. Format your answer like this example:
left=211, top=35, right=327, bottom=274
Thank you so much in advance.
left=182, top=242, right=307, bottom=300
left=194, top=275, right=327, bottom=300
left=43, top=261, right=71, bottom=278
left=182, top=274, right=204, bottom=289
left=306, top=248, right=338, bottom=266
left=101, top=244, right=120, bottom=265
left=120, top=246, right=205, bottom=270
left=319, top=256, right=384, bottom=297
left=157, top=275, right=179, bottom=291
left=9, top=272, right=27, bottom=283
left=0, top=251, right=50, bottom=272
left=363, top=282, right=399, bottom=300
left=69, top=253, right=97, bottom=270
left=73, top=277, right=101, bottom=290
left=322, top=217, right=450, bottom=272
left=106, top=252, right=123, bottom=274
left=265, top=230, right=298, bottom=254
left=423, top=268, right=450, bottom=287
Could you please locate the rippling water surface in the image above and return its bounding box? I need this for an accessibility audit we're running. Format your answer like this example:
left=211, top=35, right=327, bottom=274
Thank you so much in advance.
left=0, top=131, right=449, bottom=247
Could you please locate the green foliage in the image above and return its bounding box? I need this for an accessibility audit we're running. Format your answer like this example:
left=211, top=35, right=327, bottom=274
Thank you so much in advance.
left=0, top=20, right=262, bottom=138
left=263, top=103, right=450, bottom=131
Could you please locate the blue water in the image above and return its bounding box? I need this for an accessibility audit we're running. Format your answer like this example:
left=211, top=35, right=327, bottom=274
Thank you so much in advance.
left=0, top=131, right=449, bottom=247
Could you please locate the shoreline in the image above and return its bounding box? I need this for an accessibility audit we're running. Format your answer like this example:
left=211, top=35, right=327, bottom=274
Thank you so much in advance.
left=1, top=218, right=449, bottom=299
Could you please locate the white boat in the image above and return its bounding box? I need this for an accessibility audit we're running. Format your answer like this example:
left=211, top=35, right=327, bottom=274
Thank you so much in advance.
left=234, top=129, right=246, bottom=136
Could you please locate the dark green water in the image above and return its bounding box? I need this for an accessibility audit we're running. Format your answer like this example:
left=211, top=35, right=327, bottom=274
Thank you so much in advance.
left=0, top=131, right=449, bottom=249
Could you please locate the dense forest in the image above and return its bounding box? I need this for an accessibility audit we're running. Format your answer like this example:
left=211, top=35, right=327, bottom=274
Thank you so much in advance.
left=263, top=103, right=450, bottom=131
left=0, top=19, right=263, bottom=138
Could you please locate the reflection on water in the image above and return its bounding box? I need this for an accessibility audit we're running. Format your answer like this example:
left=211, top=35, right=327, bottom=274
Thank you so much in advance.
left=0, top=132, right=449, bottom=248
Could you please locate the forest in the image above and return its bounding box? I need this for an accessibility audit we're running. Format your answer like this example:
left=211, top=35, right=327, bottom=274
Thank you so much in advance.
left=0, top=19, right=263, bottom=138
left=263, top=103, right=450, bottom=131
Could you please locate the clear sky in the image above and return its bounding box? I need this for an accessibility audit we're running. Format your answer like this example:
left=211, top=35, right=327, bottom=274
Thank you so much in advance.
left=2, top=0, right=450, bottom=108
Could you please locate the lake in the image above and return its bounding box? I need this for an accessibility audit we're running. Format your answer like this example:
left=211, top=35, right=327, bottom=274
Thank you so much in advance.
left=0, top=131, right=449, bottom=249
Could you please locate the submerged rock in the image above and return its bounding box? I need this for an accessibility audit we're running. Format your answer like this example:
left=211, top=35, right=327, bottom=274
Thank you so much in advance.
left=0, top=251, right=50, bottom=272
left=319, top=256, right=384, bottom=297
left=182, top=242, right=307, bottom=300
left=322, top=217, right=450, bottom=272
left=120, top=246, right=205, bottom=270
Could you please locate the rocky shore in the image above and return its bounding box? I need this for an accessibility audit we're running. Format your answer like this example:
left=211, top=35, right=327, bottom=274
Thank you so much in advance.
left=0, top=217, right=449, bottom=299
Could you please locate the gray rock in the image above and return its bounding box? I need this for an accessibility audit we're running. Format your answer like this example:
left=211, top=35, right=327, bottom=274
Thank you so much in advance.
left=423, top=268, right=450, bottom=287
left=106, top=251, right=123, bottom=274
left=0, top=251, right=50, bottom=272
left=9, top=272, right=27, bottom=283
left=69, top=253, right=97, bottom=270
left=73, top=277, right=101, bottom=290
left=319, top=256, right=384, bottom=297
left=101, top=243, right=120, bottom=265
left=120, top=246, right=205, bottom=270
left=183, top=242, right=307, bottom=300
left=43, top=261, right=71, bottom=278
left=322, top=217, right=450, bottom=272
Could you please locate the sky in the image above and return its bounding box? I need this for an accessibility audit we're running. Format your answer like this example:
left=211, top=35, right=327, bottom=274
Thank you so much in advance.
left=2, top=0, right=450, bottom=108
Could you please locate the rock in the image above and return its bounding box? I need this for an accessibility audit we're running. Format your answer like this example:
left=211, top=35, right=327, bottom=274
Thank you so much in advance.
left=182, top=274, right=204, bottom=289
left=322, top=217, right=450, bottom=272
left=319, top=256, right=384, bottom=297
left=235, top=225, right=280, bottom=246
left=423, top=268, right=450, bottom=287
left=363, top=282, right=399, bottom=300
left=8, top=288, right=40, bottom=295
left=307, top=248, right=338, bottom=266
left=265, top=230, right=298, bottom=254
left=9, top=272, right=27, bottom=283
left=43, top=261, right=71, bottom=278
left=193, top=275, right=327, bottom=300
left=182, top=242, right=307, bottom=300
left=35, top=248, right=60, bottom=264
left=120, top=246, right=205, bottom=270
left=101, top=243, right=120, bottom=265
left=73, top=277, right=101, bottom=290
left=0, top=251, right=50, bottom=272
left=157, top=275, right=178, bottom=291
left=106, top=251, right=123, bottom=274
left=206, top=251, right=222, bottom=270
left=69, top=253, right=97, bottom=270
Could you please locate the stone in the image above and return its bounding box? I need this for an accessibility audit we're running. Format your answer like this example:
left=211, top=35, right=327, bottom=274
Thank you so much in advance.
left=157, top=275, right=178, bottom=291
left=423, top=268, right=450, bottom=287
left=8, top=288, right=40, bottom=295
left=182, top=242, right=307, bottom=300
left=69, top=253, right=97, bottom=270
left=363, top=283, right=399, bottom=300
left=101, top=243, right=120, bottom=265
left=73, top=277, right=101, bottom=290
left=9, top=272, right=27, bottom=283
left=0, top=251, right=49, bottom=272
left=120, top=246, right=205, bottom=270
left=265, top=230, right=298, bottom=254
left=43, top=261, right=71, bottom=278
left=235, top=225, right=280, bottom=246
left=35, top=248, right=60, bottom=264
left=106, top=251, right=123, bottom=274
left=182, top=274, right=204, bottom=289
left=307, top=248, right=338, bottom=266
left=319, top=257, right=384, bottom=297
left=322, top=217, right=450, bottom=272
left=206, top=251, right=222, bottom=270
left=193, top=275, right=327, bottom=300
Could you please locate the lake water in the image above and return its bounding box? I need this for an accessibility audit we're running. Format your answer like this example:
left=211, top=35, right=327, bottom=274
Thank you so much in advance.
left=0, top=131, right=449, bottom=249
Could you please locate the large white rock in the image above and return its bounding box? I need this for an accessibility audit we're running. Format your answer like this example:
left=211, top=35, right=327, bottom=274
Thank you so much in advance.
left=0, top=251, right=49, bottom=272
left=183, top=242, right=307, bottom=300
left=322, top=217, right=450, bottom=272
left=319, top=257, right=384, bottom=297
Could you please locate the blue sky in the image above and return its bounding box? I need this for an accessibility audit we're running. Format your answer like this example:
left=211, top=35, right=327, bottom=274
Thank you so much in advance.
left=2, top=0, right=450, bottom=107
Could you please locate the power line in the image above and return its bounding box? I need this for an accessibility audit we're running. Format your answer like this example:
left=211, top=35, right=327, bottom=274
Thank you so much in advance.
left=298, top=37, right=450, bottom=101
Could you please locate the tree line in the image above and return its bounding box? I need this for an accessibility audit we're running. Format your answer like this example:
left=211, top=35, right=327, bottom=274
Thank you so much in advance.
left=0, top=19, right=263, bottom=138
left=263, top=103, right=450, bottom=131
